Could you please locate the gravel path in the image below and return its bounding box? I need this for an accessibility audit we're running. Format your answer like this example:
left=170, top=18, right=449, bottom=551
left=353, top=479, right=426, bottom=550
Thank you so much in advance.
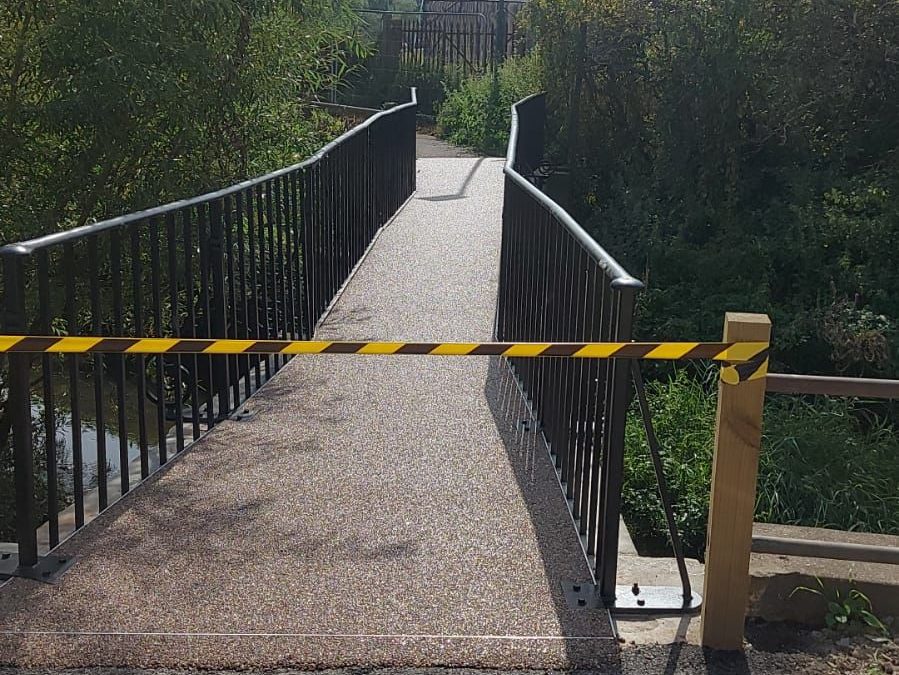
left=416, top=133, right=479, bottom=158
left=0, top=640, right=877, bottom=675
left=0, top=157, right=614, bottom=669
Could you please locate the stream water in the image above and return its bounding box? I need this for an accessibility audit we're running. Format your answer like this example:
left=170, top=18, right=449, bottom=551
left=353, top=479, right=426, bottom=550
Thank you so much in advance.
left=31, top=368, right=172, bottom=493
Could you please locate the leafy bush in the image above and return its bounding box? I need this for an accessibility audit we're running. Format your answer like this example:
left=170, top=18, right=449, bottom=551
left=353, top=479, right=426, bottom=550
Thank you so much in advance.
left=437, top=54, right=542, bottom=155
left=0, top=0, right=364, bottom=245
left=341, top=58, right=460, bottom=116
left=525, top=0, right=899, bottom=378
left=623, top=370, right=899, bottom=559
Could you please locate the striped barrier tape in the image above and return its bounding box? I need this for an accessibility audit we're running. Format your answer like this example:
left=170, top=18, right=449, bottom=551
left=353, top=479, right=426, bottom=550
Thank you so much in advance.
left=0, top=336, right=769, bottom=384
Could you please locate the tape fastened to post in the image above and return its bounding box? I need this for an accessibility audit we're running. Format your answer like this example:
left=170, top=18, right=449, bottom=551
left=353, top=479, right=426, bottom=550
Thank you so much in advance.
left=720, top=350, right=769, bottom=386
left=0, top=336, right=770, bottom=384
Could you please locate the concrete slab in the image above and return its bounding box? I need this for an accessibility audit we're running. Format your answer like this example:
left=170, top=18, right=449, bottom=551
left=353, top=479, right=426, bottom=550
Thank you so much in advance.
left=0, top=157, right=615, bottom=668
left=613, top=525, right=704, bottom=646
left=749, top=522, right=899, bottom=625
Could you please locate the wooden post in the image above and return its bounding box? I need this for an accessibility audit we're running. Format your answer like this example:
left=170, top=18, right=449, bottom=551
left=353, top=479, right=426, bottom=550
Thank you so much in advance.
left=700, top=312, right=771, bottom=650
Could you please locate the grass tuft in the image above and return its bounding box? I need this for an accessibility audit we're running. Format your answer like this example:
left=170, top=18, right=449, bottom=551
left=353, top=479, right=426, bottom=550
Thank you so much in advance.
left=622, top=369, right=899, bottom=559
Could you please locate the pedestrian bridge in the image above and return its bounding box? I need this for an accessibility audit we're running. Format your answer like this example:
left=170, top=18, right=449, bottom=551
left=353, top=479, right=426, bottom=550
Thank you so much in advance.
left=0, top=92, right=689, bottom=668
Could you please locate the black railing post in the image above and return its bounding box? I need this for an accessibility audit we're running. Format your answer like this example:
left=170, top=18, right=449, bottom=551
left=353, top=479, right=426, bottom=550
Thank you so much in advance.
left=299, top=168, right=315, bottom=335
left=2, top=254, right=38, bottom=569
left=209, top=199, right=230, bottom=418
left=597, top=283, right=638, bottom=603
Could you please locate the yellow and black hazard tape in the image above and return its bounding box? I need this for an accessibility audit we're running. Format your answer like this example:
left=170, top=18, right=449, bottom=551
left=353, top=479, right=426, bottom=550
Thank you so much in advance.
left=0, top=335, right=769, bottom=384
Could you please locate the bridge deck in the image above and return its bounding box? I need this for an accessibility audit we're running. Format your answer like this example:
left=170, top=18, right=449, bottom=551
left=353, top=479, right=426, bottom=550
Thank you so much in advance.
left=0, top=154, right=615, bottom=668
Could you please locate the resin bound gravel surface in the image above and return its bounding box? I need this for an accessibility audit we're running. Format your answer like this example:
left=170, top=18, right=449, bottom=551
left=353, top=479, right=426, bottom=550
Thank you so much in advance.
left=0, top=157, right=617, bottom=669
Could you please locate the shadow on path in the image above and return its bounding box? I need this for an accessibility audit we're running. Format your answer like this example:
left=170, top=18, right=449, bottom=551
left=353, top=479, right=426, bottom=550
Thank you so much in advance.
left=483, top=356, right=619, bottom=665
left=418, top=157, right=486, bottom=202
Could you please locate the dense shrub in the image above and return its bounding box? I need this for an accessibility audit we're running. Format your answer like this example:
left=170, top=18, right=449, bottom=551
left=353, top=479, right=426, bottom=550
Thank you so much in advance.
left=0, top=0, right=362, bottom=245
left=524, top=0, right=899, bottom=378
left=623, top=370, right=899, bottom=559
left=340, top=58, right=459, bottom=116
left=519, top=0, right=899, bottom=555
left=437, top=54, right=542, bottom=155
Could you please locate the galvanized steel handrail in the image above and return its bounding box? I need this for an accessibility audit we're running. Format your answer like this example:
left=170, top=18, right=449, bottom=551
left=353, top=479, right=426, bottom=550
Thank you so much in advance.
left=504, top=94, right=643, bottom=292
left=0, top=90, right=418, bottom=257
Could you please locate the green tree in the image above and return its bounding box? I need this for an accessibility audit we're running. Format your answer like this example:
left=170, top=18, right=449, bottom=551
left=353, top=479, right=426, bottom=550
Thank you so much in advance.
left=0, top=0, right=365, bottom=244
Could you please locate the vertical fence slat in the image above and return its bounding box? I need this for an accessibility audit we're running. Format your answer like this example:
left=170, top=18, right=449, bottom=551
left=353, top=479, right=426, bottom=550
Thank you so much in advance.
left=65, top=243, right=86, bottom=520
left=131, top=225, right=150, bottom=479
left=37, top=250, right=60, bottom=546
left=166, top=211, right=182, bottom=458
left=3, top=254, right=39, bottom=567
left=150, top=218, right=167, bottom=462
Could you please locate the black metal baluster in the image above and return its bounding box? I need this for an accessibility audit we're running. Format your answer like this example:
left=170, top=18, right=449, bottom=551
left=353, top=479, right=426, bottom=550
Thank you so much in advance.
left=224, top=194, right=241, bottom=406
left=356, top=134, right=365, bottom=264
left=579, top=268, right=605, bottom=536
left=319, top=156, right=329, bottom=308
left=197, top=204, right=215, bottom=429
left=311, top=164, right=323, bottom=323
left=300, top=169, right=315, bottom=335
left=110, top=232, right=129, bottom=497
left=573, top=263, right=598, bottom=525
left=236, top=190, right=252, bottom=398
left=208, top=198, right=229, bottom=419
left=265, top=180, right=280, bottom=371
left=560, top=237, right=579, bottom=491
left=150, top=218, right=167, bottom=464
left=183, top=208, right=201, bottom=441
left=327, top=155, right=338, bottom=302
left=341, top=145, right=350, bottom=279
left=166, top=212, right=182, bottom=458
left=587, top=278, right=613, bottom=562
left=131, top=226, right=149, bottom=479
left=37, top=251, right=60, bottom=545
left=288, top=172, right=301, bottom=338
left=3, top=254, right=39, bottom=568
left=248, top=186, right=262, bottom=387
left=273, top=179, right=286, bottom=361
left=86, top=240, right=107, bottom=512
left=256, top=184, right=271, bottom=378
left=64, top=243, right=86, bottom=522
left=281, top=176, right=295, bottom=340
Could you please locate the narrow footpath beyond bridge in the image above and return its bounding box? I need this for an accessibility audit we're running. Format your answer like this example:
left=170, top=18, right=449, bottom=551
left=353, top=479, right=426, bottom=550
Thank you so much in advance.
left=0, top=146, right=616, bottom=668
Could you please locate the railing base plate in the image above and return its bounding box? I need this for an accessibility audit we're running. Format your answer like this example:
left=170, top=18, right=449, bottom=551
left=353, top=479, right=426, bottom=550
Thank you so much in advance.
left=0, top=552, right=75, bottom=584
left=610, top=584, right=701, bottom=615
left=561, top=581, right=701, bottom=615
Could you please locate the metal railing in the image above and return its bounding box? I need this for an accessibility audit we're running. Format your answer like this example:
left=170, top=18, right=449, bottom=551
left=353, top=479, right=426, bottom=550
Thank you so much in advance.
left=360, top=4, right=525, bottom=76
left=496, top=93, right=644, bottom=604
left=0, top=90, right=417, bottom=580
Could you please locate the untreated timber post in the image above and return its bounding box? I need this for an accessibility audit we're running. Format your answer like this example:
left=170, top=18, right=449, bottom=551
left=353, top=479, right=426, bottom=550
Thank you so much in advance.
left=700, top=312, right=771, bottom=650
